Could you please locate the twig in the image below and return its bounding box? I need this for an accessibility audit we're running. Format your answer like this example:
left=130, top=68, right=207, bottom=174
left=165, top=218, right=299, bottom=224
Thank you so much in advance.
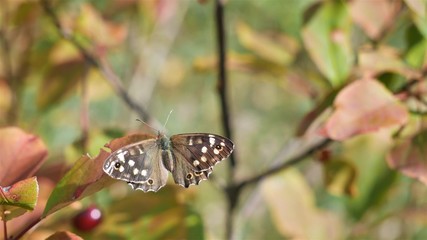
left=213, top=0, right=237, bottom=239
left=40, top=0, right=153, bottom=123
left=2, top=218, right=6, bottom=240
left=236, top=138, right=331, bottom=189
left=80, top=68, right=90, bottom=153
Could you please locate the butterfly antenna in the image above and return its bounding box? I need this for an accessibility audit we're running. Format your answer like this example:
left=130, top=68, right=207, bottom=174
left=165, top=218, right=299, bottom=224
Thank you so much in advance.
left=163, top=110, right=173, bottom=131
left=135, top=119, right=158, bottom=133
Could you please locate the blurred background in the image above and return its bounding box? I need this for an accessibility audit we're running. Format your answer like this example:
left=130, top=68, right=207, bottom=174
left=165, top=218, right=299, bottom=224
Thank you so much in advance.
left=1, top=0, right=427, bottom=239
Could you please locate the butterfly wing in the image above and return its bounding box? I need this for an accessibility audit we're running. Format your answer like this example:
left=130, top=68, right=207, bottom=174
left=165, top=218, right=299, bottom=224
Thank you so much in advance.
left=170, top=133, right=234, bottom=187
left=103, top=139, right=168, bottom=192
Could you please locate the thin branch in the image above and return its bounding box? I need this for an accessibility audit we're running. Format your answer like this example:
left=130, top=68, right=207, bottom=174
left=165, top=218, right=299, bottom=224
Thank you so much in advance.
left=236, top=138, right=331, bottom=189
left=40, top=0, right=153, bottom=123
left=213, top=1, right=237, bottom=239
left=214, top=0, right=235, bottom=171
left=2, top=218, right=6, bottom=240
left=80, top=67, right=90, bottom=153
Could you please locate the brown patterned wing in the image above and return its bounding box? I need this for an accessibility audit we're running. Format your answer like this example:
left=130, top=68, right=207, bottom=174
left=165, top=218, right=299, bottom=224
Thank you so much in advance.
left=169, top=133, right=234, bottom=187
left=103, top=139, right=168, bottom=192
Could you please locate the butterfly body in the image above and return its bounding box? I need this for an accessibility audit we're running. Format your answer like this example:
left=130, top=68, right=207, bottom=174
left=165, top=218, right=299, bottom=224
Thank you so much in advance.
left=103, top=133, right=234, bottom=192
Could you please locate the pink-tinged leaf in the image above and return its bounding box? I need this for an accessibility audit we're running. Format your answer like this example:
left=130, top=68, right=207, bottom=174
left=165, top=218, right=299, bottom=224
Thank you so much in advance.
left=387, top=130, right=427, bottom=185
left=7, top=177, right=55, bottom=237
left=349, top=0, right=399, bottom=40
left=0, top=127, right=48, bottom=186
left=323, top=79, right=408, bottom=140
left=358, top=45, right=419, bottom=79
left=302, top=1, right=353, bottom=86
left=42, top=134, right=150, bottom=217
left=0, top=177, right=38, bottom=221
left=261, top=169, right=343, bottom=240
left=46, top=231, right=83, bottom=240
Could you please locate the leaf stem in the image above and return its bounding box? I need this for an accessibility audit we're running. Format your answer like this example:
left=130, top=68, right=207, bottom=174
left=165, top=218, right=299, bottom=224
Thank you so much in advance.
left=2, top=217, right=7, bottom=240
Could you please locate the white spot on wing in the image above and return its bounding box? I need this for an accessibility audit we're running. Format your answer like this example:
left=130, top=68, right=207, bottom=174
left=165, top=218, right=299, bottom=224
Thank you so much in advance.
left=138, top=148, right=143, bottom=154
left=189, top=138, right=193, bottom=146
left=119, top=166, right=125, bottom=172
left=209, top=137, right=215, bottom=147
left=128, top=160, right=135, bottom=166
left=133, top=168, right=139, bottom=175
left=208, top=134, right=215, bottom=137
left=220, top=142, right=225, bottom=147
left=141, top=169, right=148, bottom=176
left=193, top=160, right=200, bottom=166
left=117, top=151, right=126, bottom=161
left=213, top=149, right=220, bottom=155
left=201, top=156, right=207, bottom=162
left=201, top=146, right=208, bottom=153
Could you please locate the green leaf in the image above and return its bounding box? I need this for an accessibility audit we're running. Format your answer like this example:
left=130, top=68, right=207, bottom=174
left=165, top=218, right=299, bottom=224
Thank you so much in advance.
left=302, top=1, right=353, bottom=86
left=0, top=177, right=39, bottom=221
left=93, top=186, right=205, bottom=239
left=42, top=151, right=114, bottom=217
left=261, top=168, right=343, bottom=240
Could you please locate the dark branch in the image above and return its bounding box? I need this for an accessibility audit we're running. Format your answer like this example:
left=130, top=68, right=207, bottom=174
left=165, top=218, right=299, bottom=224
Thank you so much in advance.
left=214, top=0, right=235, bottom=171
left=40, top=0, right=152, bottom=122
left=236, top=138, right=331, bottom=189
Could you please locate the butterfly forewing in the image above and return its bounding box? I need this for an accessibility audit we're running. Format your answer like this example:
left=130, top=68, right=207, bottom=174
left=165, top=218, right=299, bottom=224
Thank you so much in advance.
left=170, top=133, right=234, bottom=171
left=169, top=134, right=234, bottom=187
left=103, top=139, right=169, bottom=192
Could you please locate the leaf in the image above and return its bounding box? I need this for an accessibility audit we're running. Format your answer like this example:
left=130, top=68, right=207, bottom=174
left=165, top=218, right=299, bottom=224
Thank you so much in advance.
left=76, top=4, right=128, bottom=49
left=7, top=177, right=55, bottom=237
left=0, top=127, right=48, bottom=186
left=0, top=177, right=39, bottom=221
left=261, top=169, right=343, bottom=240
left=37, top=59, right=87, bottom=110
left=387, top=130, right=427, bottom=185
left=323, top=158, right=357, bottom=197
left=302, top=1, right=353, bottom=86
left=343, top=134, right=397, bottom=219
left=404, top=0, right=427, bottom=38
left=236, top=21, right=299, bottom=66
left=46, top=231, right=83, bottom=240
left=42, top=151, right=113, bottom=217
left=358, top=45, right=419, bottom=79
left=42, top=133, right=151, bottom=217
left=349, top=0, right=399, bottom=39
left=323, top=78, right=408, bottom=141
left=96, top=185, right=204, bottom=239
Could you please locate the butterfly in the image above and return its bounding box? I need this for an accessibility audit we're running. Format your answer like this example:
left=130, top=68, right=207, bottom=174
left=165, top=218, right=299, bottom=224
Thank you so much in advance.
left=103, top=132, right=234, bottom=192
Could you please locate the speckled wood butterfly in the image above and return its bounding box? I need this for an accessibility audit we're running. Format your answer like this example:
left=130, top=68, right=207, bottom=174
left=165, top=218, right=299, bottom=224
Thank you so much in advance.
left=103, top=132, right=234, bottom=192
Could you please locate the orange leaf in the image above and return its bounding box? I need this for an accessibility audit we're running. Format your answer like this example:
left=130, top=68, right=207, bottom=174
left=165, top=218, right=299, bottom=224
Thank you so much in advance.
left=323, top=79, right=408, bottom=140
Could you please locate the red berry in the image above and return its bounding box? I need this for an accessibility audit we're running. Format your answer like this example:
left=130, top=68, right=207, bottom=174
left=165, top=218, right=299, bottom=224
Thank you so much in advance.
left=72, top=206, right=103, bottom=231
